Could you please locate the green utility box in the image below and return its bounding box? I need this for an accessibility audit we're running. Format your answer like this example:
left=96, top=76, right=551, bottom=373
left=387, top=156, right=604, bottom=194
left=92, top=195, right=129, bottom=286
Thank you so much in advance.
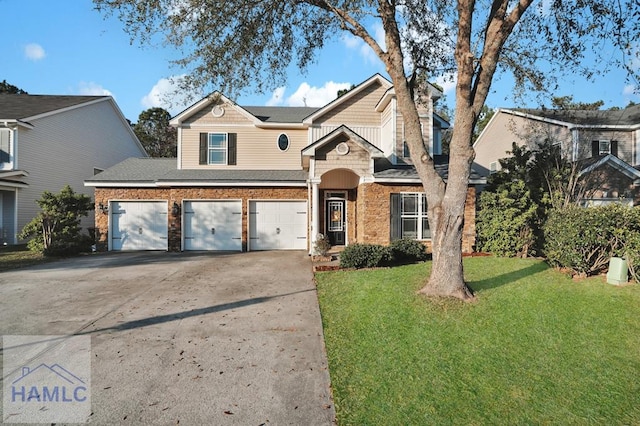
left=607, top=257, right=628, bottom=285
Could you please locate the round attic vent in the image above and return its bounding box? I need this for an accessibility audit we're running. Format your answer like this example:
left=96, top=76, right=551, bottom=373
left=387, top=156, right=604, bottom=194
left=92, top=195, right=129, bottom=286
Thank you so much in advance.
left=336, top=142, right=350, bottom=155
left=211, top=105, right=225, bottom=117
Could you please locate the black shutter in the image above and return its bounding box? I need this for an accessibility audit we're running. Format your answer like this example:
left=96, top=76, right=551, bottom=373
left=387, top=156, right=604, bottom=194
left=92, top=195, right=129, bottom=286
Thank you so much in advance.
left=199, top=133, right=208, bottom=165
left=228, top=133, right=237, bottom=165
left=591, top=140, right=599, bottom=157
left=390, top=193, right=401, bottom=241
left=611, top=140, right=618, bottom=157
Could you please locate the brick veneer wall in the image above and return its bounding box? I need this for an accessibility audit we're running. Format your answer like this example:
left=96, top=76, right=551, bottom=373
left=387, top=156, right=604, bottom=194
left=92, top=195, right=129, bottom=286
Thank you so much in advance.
left=94, top=187, right=308, bottom=252
left=356, top=183, right=477, bottom=253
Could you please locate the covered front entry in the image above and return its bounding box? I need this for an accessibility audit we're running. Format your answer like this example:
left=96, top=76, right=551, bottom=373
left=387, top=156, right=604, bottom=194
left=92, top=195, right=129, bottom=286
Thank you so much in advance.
left=325, top=191, right=347, bottom=245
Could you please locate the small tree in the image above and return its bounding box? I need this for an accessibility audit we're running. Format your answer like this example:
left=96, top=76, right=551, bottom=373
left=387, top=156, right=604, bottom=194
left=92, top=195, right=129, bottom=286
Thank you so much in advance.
left=19, top=185, right=94, bottom=256
left=133, top=107, right=177, bottom=157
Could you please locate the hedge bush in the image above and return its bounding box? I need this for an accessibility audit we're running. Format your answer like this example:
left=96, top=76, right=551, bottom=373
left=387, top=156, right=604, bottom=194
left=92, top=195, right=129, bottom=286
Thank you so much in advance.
left=390, top=238, right=428, bottom=263
left=543, top=204, right=640, bottom=278
left=476, top=180, right=539, bottom=257
left=339, top=243, right=393, bottom=269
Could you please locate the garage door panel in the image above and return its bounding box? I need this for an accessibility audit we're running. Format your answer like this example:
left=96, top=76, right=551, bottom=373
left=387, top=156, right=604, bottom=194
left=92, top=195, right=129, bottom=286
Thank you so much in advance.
left=184, top=201, right=242, bottom=251
left=249, top=201, right=307, bottom=250
left=111, top=202, right=168, bottom=251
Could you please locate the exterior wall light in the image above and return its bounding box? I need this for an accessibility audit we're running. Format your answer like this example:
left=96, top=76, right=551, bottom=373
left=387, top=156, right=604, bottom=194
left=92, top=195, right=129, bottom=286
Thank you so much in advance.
left=172, top=202, right=181, bottom=217
left=98, top=202, right=109, bottom=214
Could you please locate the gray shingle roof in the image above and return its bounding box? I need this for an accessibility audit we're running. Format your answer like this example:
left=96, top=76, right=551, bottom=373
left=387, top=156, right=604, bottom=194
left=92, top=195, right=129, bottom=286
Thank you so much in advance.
left=0, top=94, right=107, bottom=120
left=374, top=156, right=486, bottom=183
left=86, top=158, right=308, bottom=184
left=242, top=106, right=319, bottom=123
left=515, top=104, right=640, bottom=126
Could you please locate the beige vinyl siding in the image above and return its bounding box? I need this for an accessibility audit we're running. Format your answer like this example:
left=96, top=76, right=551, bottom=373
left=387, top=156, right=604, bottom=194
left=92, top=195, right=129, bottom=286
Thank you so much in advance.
left=314, top=82, right=387, bottom=126
left=474, top=112, right=570, bottom=175
left=310, top=126, right=380, bottom=148
left=16, top=100, right=146, bottom=240
left=380, top=102, right=395, bottom=158
left=180, top=126, right=307, bottom=170
left=577, top=129, right=634, bottom=163
left=184, top=103, right=254, bottom=126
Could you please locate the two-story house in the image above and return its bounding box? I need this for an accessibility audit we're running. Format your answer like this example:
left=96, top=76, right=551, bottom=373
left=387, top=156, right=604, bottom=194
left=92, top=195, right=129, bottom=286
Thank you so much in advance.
left=86, top=74, right=483, bottom=253
left=0, top=95, right=147, bottom=245
left=474, top=105, right=640, bottom=205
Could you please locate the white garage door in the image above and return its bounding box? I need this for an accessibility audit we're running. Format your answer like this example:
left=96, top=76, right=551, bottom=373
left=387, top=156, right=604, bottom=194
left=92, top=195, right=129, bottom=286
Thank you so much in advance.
left=111, top=201, right=168, bottom=251
left=183, top=200, right=242, bottom=251
left=249, top=200, right=307, bottom=250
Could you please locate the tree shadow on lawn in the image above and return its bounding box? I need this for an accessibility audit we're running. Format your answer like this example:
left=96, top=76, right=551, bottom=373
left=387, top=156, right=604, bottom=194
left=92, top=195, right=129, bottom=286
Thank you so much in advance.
left=466, top=260, right=550, bottom=292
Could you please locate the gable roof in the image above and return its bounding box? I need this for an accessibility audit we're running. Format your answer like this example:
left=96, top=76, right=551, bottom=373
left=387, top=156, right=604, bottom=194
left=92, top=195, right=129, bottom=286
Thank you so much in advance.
left=501, top=105, right=640, bottom=128
left=302, top=74, right=393, bottom=124
left=579, top=154, right=640, bottom=181
left=301, top=125, right=385, bottom=158
left=0, top=94, right=108, bottom=122
left=243, top=106, right=319, bottom=123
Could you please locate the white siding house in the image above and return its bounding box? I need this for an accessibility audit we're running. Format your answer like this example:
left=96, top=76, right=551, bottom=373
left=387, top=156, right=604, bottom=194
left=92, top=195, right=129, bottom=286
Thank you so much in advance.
left=0, top=95, right=147, bottom=244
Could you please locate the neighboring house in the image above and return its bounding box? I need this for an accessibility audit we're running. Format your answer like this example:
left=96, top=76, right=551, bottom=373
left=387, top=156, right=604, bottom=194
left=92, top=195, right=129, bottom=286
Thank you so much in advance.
left=85, top=74, right=484, bottom=253
left=0, top=95, right=148, bottom=245
left=473, top=105, right=640, bottom=205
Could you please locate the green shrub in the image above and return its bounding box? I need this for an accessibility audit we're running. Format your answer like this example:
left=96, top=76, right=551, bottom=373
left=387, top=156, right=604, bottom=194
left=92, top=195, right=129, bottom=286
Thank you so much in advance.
left=339, top=243, right=392, bottom=269
left=476, top=180, right=539, bottom=257
left=390, top=238, right=428, bottom=263
left=19, top=185, right=94, bottom=257
left=543, top=204, right=640, bottom=277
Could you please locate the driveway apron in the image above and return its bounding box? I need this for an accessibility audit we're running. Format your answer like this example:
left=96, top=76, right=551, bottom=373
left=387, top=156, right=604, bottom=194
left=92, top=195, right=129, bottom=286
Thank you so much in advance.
left=0, top=251, right=335, bottom=425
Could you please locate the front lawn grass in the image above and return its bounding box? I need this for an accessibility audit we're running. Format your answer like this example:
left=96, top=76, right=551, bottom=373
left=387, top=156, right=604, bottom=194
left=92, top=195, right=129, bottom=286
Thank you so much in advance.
left=0, top=245, right=50, bottom=272
left=316, top=257, right=640, bottom=425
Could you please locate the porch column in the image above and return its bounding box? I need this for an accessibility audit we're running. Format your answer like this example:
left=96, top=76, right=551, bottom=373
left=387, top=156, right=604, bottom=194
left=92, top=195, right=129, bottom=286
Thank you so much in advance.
left=310, top=178, right=320, bottom=254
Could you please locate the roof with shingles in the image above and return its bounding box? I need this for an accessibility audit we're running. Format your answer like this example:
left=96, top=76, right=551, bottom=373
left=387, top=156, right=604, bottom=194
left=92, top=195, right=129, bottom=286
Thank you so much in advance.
left=374, top=156, right=486, bottom=183
left=513, top=104, right=640, bottom=126
left=242, top=106, right=319, bottom=123
left=0, top=94, right=107, bottom=120
left=86, top=158, right=308, bottom=183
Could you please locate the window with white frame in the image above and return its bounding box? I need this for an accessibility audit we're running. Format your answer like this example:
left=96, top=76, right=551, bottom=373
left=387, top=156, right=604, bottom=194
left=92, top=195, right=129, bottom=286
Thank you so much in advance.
left=489, top=161, right=498, bottom=174
left=208, top=133, right=228, bottom=165
left=0, top=129, right=11, bottom=164
left=400, top=193, right=430, bottom=240
left=599, top=140, right=611, bottom=155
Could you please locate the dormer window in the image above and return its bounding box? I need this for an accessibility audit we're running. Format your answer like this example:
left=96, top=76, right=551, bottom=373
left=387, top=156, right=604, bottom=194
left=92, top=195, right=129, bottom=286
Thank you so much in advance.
left=277, top=134, right=289, bottom=152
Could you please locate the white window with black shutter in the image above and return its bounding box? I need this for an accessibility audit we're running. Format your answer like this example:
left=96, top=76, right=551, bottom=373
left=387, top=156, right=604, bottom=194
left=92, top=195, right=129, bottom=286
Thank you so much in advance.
left=199, top=132, right=237, bottom=165
left=592, top=139, right=617, bottom=157
left=390, top=193, right=431, bottom=241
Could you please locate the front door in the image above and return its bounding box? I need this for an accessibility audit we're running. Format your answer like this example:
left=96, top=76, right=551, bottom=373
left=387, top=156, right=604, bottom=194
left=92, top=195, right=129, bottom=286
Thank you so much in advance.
left=326, top=198, right=346, bottom=246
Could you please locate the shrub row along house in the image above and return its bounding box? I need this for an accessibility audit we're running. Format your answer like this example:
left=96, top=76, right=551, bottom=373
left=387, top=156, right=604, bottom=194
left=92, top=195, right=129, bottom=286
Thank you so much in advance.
left=474, top=104, right=640, bottom=205
left=86, top=74, right=484, bottom=253
left=0, top=95, right=147, bottom=245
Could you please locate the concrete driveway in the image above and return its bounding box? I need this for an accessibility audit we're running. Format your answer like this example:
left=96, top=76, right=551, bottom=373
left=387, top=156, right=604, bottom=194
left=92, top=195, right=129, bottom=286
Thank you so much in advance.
left=0, top=251, right=335, bottom=424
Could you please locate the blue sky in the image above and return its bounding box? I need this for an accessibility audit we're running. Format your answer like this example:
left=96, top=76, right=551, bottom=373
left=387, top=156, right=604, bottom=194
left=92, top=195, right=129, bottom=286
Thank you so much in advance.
left=5, top=0, right=639, bottom=123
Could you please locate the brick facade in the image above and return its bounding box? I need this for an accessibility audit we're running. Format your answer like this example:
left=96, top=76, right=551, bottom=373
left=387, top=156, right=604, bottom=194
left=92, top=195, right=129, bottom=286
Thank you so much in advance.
left=354, top=183, right=476, bottom=253
left=94, top=187, right=308, bottom=252
left=95, top=184, right=477, bottom=253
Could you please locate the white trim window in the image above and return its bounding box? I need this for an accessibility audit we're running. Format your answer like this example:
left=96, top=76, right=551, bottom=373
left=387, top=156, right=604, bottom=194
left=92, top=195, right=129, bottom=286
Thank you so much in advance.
left=599, top=140, right=611, bottom=155
left=208, top=133, right=228, bottom=164
left=391, top=192, right=431, bottom=240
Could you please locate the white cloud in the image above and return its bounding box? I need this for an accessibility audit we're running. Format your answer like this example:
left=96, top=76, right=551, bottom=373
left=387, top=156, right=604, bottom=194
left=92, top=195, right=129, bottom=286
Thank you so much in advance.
left=141, top=75, right=196, bottom=115
left=341, top=23, right=385, bottom=66
left=274, top=81, right=352, bottom=107
left=266, top=86, right=286, bottom=106
left=77, top=81, right=114, bottom=97
left=24, top=43, right=45, bottom=61
left=434, top=73, right=457, bottom=96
